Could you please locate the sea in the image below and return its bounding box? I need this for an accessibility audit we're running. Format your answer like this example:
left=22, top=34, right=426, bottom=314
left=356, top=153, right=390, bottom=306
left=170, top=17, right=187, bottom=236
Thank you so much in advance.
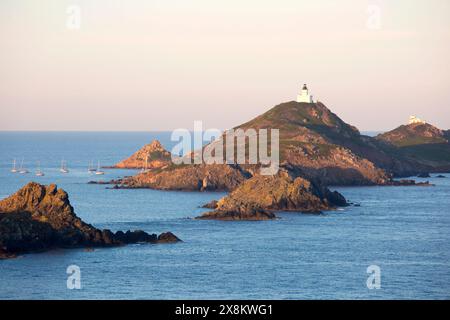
left=0, top=131, right=449, bottom=299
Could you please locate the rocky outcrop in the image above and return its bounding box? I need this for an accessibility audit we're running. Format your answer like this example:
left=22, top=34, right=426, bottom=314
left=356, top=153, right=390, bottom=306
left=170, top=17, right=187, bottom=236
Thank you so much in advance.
left=0, top=182, right=180, bottom=258
left=197, top=171, right=347, bottom=220
left=157, top=232, right=183, bottom=243
left=122, top=164, right=251, bottom=191
left=111, top=140, right=172, bottom=169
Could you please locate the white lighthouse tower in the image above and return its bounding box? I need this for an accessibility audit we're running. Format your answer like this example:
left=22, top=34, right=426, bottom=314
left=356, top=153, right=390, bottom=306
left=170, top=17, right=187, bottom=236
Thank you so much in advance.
left=297, top=84, right=313, bottom=103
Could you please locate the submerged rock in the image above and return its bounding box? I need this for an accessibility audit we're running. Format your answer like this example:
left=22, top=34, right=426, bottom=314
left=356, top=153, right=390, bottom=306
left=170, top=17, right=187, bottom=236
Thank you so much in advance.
left=197, top=171, right=347, bottom=220
left=0, top=182, right=180, bottom=258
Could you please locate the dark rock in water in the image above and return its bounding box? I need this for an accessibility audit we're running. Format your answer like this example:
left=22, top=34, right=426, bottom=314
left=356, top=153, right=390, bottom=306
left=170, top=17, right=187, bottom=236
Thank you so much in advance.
left=417, top=173, right=431, bottom=178
left=157, top=232, right=182, bottom=243
left=0, top=182, right=180, bottom=258
left=198, top=204, right=276, bottom=221
left=436, top=175, right=446, bottom=178
left=89, top=179, right=122, bottom=185
left=113, top=230, right=158, bottom=244
left=388, top=179, right=433, bottom=186
left=197, top=171, right=347, bottom=220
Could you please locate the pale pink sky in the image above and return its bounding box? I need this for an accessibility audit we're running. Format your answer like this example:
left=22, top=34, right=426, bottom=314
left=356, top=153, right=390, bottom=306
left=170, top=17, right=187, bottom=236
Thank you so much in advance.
left=0, top=0, right=449, bottom=131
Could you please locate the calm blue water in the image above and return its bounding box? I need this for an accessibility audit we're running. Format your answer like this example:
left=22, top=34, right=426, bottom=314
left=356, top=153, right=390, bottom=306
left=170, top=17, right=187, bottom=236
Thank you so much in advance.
left=0, top=132, right=449, bottom=299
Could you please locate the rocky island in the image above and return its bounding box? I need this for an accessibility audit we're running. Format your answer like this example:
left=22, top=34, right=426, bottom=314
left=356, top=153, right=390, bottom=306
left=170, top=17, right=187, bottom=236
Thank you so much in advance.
left=197, top=170, right=347, bottom=220
left=0, top=182, right=180, bottom=259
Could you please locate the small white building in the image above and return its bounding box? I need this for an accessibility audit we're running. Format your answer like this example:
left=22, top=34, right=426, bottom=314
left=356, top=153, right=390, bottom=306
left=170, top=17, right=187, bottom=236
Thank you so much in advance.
left=409, top=115, right=426, bottom=125
left=297, top=84, right=313, bottom=103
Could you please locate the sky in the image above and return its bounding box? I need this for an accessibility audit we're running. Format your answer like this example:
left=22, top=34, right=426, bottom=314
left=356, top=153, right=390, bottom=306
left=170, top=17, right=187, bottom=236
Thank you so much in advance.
left=0, top=0, right=449, bottom=131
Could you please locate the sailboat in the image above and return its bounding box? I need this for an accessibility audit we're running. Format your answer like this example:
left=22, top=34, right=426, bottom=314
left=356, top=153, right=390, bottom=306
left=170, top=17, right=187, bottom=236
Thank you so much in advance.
left=60, top=160, right=69, bottom=173
left=11, top=159, right=18, bottom=173
left=19, top=158, right=29, bottom=174
left=95, top=161, right=105, bottom=175
left=88, top=160, right=96, bottom=172
left=35, top=161, right=45, bottom=177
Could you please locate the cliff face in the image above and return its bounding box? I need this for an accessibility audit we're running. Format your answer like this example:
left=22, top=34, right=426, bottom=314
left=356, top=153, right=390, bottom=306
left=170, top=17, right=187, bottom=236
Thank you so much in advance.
left=197, top=171, right=347, bottom=220
left=0, top=182, right=180, bottom=258
left=376, top=123, right=450, bottom=171
left=112, top=140, right=172, bottom=169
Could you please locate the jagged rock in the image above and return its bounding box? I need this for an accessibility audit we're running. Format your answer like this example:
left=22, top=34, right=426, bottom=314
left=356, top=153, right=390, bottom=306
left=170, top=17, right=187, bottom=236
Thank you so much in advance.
left=0, top=182, right=180, bottom=258
left=197, top=171, right=347, bottom=220
left=111, top=140, right=172, bottom=169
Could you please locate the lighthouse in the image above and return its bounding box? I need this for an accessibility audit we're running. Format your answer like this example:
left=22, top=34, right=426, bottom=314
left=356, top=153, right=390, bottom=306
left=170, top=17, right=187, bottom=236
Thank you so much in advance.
left=297, top=84, right=313, bottom=103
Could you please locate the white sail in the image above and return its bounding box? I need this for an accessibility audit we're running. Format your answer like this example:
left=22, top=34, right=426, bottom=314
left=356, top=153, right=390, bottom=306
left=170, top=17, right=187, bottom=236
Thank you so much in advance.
left=95, top=160, right=105, bottom=175
left=11, top=159, right=18, bottom=173
left=36, top=161, right=45, bottom=176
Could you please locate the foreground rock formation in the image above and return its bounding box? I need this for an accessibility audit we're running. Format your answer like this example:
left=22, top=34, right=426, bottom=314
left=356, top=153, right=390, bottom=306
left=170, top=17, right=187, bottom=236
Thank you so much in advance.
left=197, top=171, right=347, bottom=220
left=111, top=140, right=172, bottom=169
left=0, top=182, right=180, bottom=258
